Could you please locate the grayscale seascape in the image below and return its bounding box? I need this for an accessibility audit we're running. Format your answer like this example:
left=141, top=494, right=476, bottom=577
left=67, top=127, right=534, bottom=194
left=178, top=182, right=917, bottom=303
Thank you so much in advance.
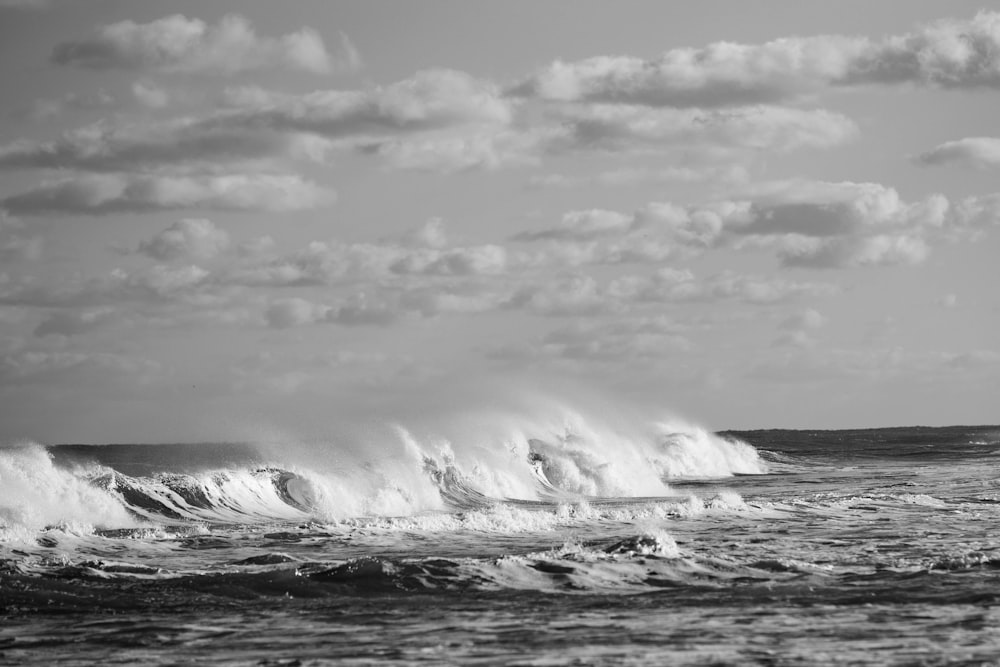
left=1, top=2, right=998, bottom=665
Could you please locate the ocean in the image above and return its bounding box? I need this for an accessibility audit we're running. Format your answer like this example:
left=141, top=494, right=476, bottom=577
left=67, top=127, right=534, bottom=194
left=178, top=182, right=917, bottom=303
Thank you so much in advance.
left=2, top=414, right=1000, bottom=666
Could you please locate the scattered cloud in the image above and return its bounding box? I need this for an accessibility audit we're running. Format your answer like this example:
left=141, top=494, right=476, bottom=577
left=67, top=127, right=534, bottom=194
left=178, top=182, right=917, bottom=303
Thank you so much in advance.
left=0, top=69, right=518, bottom=180
left=942, top=349, right=1000, bottom=370
left=510, top=37, right=863, bottom=107
left=220, top=68, right=511, bottom=136
left=773, top=308, right=827, bottom=348
left=951, top=194, right=1000, bottom=229
left=540, top=317, right=692, bottom=362
left=4, top=6, right=1000, bottom=435
left=0, top=262, right=214, bottom=309
left=335, top=31, right=363, bottom=72
left=774, top=233, right=930, bottom=269
left=511, top=180, right=953, bottom=270
left=527, top=164, right=749, bottom=189
left=544, top=104, right=857, bottom=154
left=781, top=308, right=828, bottom=330
left=0, top=119, right=335, bottom=173
left=513, top=11, right=1000, bottom=107
left=0, top=213, right=42, bottom=262
left=398, top=285, right=503, bottom=316
left=390, top=244, right=508, bottom=276
left=5, top=64, right=852, bottom=183
left=1, top=173, right=334, bottom=216
left=702, top=180, right=955, bottom=267
left=363, top=128, right=541, bottom=172
left=506, top=274, right=617, bottom=317
left=487, top=315, right=694, bottom=367
left=136, top=218, right=231, bottom=262
left=916, top=137, right=1000, bottom=169
left=264, top=297, right=329, bottom=328
left=511, top=180, right=934, bottom=264
left=842, top=11, right=1000, bottom=89
left=617, top=269, right=839, bottom=304
left=110, top=264, right=211, bottom=301
left=264, top=296, right=398, bottom=328
left=513, top=209, right=634, bottom=242
left=131, top=81, right=169, bottom=109
left=33, top=308, right=117, bottom=338
left=635, top=201, right=742, bottom=248
left=8, top=68, right=835, bottom=177
left=772, top=329, right=818, bottom=349
left=511, top=202, right=744, bottom=267
left=51, top=14, right=346, bottom=74
left=22, top=90, right=115, bottom=120
left=734, top=180, right=937, bottom=236
left=237, top=235, right=277, bottom=259
left=227, top=221, right=508, bottom=288
left=401, top=217, right=449, bottom=249
left=504, top=268, right=837, bottom=319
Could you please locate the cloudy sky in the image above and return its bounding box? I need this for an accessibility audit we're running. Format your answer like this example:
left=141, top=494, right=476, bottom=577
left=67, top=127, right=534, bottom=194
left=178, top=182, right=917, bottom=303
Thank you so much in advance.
left=0, top=0, right=997, bottom=442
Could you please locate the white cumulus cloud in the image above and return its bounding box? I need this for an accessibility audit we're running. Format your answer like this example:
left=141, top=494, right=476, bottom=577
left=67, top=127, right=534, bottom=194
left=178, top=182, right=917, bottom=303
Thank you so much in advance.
left=514, top=11, right=1000, bottom=107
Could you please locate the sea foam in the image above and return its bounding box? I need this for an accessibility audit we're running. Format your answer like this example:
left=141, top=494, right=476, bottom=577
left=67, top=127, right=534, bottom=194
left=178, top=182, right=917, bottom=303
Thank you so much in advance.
left=0, top=443, right=137, bottom=536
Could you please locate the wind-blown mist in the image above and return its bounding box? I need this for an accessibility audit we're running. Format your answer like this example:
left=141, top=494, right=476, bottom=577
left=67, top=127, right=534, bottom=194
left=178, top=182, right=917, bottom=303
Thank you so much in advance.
left=1, top=392, right=763, bottom=533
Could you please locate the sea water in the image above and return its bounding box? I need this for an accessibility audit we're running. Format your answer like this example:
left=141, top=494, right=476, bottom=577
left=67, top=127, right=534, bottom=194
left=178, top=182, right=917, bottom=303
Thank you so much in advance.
left=2, top=409, right=1000, bottom=665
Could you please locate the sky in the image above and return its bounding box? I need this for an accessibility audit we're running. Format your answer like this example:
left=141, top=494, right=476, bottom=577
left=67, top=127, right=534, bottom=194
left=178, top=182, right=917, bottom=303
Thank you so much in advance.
left=0, top=0, right=997, bottom=442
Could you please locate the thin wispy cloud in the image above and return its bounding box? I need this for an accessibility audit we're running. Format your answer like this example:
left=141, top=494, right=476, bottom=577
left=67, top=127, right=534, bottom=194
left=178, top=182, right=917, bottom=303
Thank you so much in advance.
left=1, top=173, right=334, bottom=215
left=916, top=137, right=1000, bottom=168
left=51, top=14, right=347, bottom=74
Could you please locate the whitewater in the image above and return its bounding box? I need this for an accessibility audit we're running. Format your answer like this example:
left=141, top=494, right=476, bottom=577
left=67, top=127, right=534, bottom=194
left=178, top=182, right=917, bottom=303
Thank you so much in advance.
left=2, top=403, right=1000, bottom=665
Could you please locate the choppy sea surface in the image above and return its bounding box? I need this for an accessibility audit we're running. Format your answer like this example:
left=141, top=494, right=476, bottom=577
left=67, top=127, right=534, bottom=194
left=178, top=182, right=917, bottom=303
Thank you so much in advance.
left=3, top=414, right=1000, bottom=666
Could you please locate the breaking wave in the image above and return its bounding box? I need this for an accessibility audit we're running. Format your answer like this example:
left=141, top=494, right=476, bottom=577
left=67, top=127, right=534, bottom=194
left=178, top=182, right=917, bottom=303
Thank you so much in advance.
left=1, top=402, right=764, bottom=533
left=0, top=444, right=139, bottom=538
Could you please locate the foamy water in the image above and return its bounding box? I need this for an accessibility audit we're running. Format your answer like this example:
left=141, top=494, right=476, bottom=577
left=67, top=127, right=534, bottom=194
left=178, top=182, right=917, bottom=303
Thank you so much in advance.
left=2, top=415, right=1000, bottom=665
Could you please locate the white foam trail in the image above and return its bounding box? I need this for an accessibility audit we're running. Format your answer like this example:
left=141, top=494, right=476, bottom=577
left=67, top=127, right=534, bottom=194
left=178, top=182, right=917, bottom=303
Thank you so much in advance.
left=341, top=492, right=756, bottom=534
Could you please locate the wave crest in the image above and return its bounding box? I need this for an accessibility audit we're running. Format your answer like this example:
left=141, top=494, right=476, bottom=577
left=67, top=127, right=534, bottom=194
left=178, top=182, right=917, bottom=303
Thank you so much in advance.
left=2, top=402, right=766, bottom=530
left=0, top=443, right=138, bottom=536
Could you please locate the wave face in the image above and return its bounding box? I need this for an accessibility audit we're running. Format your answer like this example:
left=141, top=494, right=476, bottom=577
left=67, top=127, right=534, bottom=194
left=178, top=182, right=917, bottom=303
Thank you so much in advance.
left=93, top=468, right=314, bottom=524
left=0, top=402, right=763, bottom=532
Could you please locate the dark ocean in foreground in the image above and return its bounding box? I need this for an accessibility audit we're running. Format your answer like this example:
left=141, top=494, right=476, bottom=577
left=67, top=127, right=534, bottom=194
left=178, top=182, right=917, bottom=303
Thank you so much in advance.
left=3, top=419, right=1000, bottom=666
